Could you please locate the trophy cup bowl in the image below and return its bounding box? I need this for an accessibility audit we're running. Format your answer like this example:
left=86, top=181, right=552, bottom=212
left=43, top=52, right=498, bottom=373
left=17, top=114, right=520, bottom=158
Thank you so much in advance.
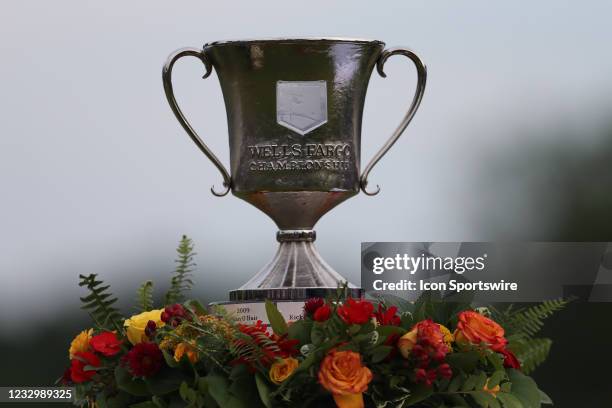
left=163, top=38, right=426, bottom=319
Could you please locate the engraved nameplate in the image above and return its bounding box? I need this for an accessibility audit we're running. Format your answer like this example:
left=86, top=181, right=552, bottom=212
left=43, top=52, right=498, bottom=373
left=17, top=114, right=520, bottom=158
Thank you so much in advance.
left=247, top=142, right=351, bottom=172
left=276, top=81, right=327, bottom=135
left=214, top=301, right=305, bottom=324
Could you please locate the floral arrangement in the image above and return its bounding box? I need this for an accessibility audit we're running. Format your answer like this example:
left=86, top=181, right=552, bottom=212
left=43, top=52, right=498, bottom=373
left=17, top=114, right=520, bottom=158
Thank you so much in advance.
left=60, top=236, right=570, bottom=408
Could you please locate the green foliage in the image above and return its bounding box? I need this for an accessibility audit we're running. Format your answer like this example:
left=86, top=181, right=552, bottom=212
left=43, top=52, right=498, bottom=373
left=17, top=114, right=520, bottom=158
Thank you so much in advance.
left=79, top=273, right=123, bottom=332
left=492, top=298, right=571, bottom=339
left=265, top=300, right=288, bottom=336
left=491, top=298, right=572, bottom=374
left=202, top=371, right=263, bottom=408
left=165, top=235, right=196, bottom=305
left=510, top=337, right=552, bottom=375
left=230, top=330, right=281, bottom=372
left=136, top=280, right=154, bottom=312
left=439, top=368, right=546, bottom=408
left=506, top=368, right=544, bottom=408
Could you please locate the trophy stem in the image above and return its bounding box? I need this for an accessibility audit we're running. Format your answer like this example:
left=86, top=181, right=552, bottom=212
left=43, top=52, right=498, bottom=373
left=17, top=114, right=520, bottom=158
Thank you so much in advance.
left=229, top=229, right=362, bottom=301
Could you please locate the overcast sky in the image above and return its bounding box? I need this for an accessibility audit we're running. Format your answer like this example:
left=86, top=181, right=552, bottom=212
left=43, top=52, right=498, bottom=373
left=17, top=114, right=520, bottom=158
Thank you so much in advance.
left=1, top=0, right=612, bottom=328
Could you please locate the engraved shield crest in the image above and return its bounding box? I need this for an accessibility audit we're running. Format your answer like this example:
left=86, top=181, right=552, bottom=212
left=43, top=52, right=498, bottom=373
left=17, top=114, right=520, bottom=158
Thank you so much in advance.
left=276, top=81, right=327, bottom=135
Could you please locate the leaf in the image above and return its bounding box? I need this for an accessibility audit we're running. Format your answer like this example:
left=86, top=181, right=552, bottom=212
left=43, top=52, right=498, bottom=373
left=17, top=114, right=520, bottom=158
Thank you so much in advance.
left=185, top=299, right=208, bottom=316
left=369, top=345, right=392, bottom=363
left=488, top=370, right=505, bottom=388
left=473, top=371, right=488, bottom=391
left=402, top=384, right=433, bottom=405
left=204, top=373, right=249, bottom=408
left=179, top=382, right=197, bottom=403
left=79, top=274, right=123, bottom=332
left=288, top=319, right=312, bottom=345
left=461, top=374, right=479, bottom=392
left=144, top=366, right=191, bottom=396
left=161, top=349, right=179, bottom=368
left=152, top=396, right=168, bottom=408
left=373, top=325, right=404, bottom=346
left=447, top=350, right=480, bottom=373
left=136, top=281, right=154, bottom=312
left=507, top=369, right=541, bottom=408
left=539, top=389, right=553, bottom=405
left=448, top=374, right=464, bottom=393
left=497, top=392, right=524, bottom=408
left=114, top=366, right=150, bottom=397
left=311, top=324, right=326, bottom=346
left=228, top=369, right=261, bottom=406
left=491, top=298, right=572, bottom=340
left=265, top=300, right=288, bottom=336
left=100, top=391, right=133, bottom=408
left=471, top=390, right=499, bottom=408
left=255, top=373, right=273, bottom=408
left=446, top=394, right=470, bottom=407
left=487, top=351, right=505, bottom=371
left=130, top=402, right=159, bottom=408
left=164, top=235, right=196, bottom=305
left=511, top=338, right=552, bottom=375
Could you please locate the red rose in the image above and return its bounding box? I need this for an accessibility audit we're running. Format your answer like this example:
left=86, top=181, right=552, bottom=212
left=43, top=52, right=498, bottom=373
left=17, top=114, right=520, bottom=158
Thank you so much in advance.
left=337, top=298, right=374, bottom=325
left=374, top=304, right=401, bottom=326
left=313, top=304, right=332, bottom=322
left=304, top=298, right=324, bottom=316
left=90, top=331, right=122, bottom=356
left=123, top=342, right=163, bottom=377
left=500, top=348, right=521, bottom=370
left=70, top=351, right=100, bottom=383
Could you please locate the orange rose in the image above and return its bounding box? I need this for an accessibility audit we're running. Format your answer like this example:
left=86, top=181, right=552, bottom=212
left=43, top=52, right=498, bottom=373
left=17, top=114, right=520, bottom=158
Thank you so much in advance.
left=318, top=350, right=373, bottom=408
left=269, top=357, right=299, bottom=384
left=174, top=342, right=198, bottom=364
left=454, top=311, right=507, bottom=352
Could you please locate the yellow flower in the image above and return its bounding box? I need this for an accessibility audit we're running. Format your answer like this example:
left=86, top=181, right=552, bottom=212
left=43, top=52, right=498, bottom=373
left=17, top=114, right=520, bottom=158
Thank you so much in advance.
left=438, top=324, right=454, bottom=350
left=269, top=357, right=299, bottom=384
left=483, top=379, right=501, bottom=397
left=124, top=309, right=165, bottom=345
left=174, top=342, right=199, bottom=364
left=69, top=329, right=93, bottom=359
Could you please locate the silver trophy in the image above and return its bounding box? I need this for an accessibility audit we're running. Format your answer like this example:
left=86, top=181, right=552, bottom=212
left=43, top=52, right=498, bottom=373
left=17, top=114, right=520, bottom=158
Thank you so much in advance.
left=163, top=38, right=426, bottom=312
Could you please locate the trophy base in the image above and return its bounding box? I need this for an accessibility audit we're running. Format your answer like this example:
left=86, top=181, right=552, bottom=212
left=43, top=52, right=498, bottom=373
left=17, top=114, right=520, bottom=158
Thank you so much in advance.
left=229, top=229, right=362, bottom=301
left=216, top=229, right=362, bottom=322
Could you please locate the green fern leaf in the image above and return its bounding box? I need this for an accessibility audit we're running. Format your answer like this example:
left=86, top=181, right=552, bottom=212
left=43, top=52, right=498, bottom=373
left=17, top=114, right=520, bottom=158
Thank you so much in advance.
left=79, top=274, right=123, bottom=332
left=511, top=337, right=552, bottom=374
left=136, top=280, right=154, bottom=312
left=164, top=235, right=196, bottom=305
left=492, top=298, right=572, bottom=339
left=491, top=298, right=572, bottom=374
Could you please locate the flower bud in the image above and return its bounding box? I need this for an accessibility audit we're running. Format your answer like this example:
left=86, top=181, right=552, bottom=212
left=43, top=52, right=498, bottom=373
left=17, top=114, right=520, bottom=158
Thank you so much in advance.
left=397, top=327, right=418, bottom=359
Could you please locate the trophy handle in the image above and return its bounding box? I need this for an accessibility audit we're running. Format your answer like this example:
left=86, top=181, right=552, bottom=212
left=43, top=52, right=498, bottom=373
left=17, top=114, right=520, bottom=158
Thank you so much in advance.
left=162, top=48, right=231, bottom=197
left=360, top=48, right=427, bottom=196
